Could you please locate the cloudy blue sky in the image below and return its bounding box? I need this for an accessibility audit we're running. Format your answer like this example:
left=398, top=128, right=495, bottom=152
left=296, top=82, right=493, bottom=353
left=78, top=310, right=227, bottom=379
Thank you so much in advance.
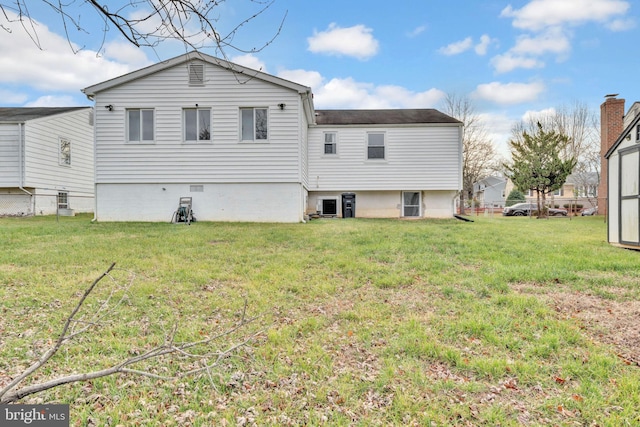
left=0, top=0, right=637, bottom=154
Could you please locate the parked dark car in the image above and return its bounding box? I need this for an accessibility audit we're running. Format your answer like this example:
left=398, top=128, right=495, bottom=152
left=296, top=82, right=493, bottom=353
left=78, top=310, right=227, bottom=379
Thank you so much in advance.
left=581, top=206, right=598, bottom=216
left=502, top=202, right=568, bottom=217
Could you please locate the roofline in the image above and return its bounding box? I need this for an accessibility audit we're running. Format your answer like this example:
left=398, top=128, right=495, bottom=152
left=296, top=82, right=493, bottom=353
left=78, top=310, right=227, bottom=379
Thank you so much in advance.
left=310, top=122, right=463, bottom=128
left=0, top=107, right=92, bottom=124
left=605, top=112, right=640, bottom=158
left=82, top=51, right=312, bottom=97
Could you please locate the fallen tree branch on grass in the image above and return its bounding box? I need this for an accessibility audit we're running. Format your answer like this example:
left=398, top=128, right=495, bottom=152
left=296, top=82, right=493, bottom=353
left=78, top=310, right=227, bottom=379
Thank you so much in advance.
left=0, top=263, right=263, bottom=404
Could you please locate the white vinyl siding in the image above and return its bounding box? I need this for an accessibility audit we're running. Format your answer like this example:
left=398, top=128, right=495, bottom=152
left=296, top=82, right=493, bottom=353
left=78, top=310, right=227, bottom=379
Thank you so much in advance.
left=309, top=125, right=461, bottom=191
left=92, top=61, right=304, bottom=185
left=0, top=124, right=20, bottom=184
left=22, top=109, right=94, bottom=194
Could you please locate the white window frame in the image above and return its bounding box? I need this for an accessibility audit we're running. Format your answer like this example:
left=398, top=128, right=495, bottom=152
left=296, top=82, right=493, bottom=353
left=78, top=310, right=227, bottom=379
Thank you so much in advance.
left=127, top=108, right=155, bottom=143
left=59, top=137, right=71, bottom=166
left=240, top=107, right=268, bottom=141
left=324, top=132, right=337, bottom=155
left=184, top=108, right=211, bottom=142
left=402, top=191, right=421, bottom=217
left=57, top=192, right=69, bottom=209
left=367, top=132, right=386, bottom=160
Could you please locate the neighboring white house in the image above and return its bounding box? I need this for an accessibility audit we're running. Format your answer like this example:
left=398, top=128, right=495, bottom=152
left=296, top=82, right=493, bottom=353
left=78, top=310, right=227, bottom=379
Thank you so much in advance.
left=0, top=107, right=94, bottom=216
left=604, top=98, right=640, bottom=249
left=473, top=176, right=507, bottom=208
left=82, top=52, right=462, bottom=222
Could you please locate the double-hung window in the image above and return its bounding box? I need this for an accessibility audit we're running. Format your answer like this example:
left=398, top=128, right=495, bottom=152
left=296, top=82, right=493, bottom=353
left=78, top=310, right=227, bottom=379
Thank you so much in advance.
left=59, top=138, right=71, bottom=166
left=241, top=108, right=268, bottom=141
left=367, top=132, right=385, bottom=159
left=127, top=109, right=154, bottom=143
left=403, top=192, right=421, bottom=217
left=324, top=132, right=337, bottom=154
left=184, top=108, right=211, bottom=142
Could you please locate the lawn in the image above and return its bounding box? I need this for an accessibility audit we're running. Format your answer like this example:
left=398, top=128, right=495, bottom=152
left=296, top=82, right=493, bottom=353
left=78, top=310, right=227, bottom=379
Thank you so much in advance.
left=1, top=214, right=639, bottom=425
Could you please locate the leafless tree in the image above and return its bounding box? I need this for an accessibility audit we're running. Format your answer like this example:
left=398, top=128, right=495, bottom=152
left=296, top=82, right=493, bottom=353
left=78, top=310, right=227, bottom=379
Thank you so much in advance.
left=0, top=0, right=286, bottom=58
left=0, top=263, right=264, bottom=404
left=442, top=93, right=498, bottom=214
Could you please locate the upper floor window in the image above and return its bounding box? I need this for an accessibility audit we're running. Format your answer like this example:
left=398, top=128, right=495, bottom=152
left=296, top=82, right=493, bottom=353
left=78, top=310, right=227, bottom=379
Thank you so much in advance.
left=184, top=108, right=211, bottom=142
left=324, top=132, right=337, bottom=154
left=636, top=124, right=640, bottom=142
left=367, top=132, right=385, bottom=159
left=127, top=109, right=154, bottom=143
left=241, top=108, right=268, bottom=141
left=59, top=138, right=71, bottom=166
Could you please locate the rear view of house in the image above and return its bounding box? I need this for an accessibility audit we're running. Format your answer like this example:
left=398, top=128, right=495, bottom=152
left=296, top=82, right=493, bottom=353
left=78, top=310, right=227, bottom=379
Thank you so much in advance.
left=82, top=52, right=462, bottom=222
left=0, top=107, right=94, bottom=216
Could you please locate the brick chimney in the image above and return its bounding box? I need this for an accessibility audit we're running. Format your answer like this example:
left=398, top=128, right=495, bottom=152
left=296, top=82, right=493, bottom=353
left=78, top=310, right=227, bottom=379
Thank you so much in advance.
left=599, top=95, right=625, bottom=215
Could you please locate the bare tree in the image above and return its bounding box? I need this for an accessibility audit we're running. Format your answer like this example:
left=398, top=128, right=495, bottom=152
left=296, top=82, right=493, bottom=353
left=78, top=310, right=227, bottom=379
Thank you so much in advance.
left=0, top=263, right=264, bottom=404
left=442, top=93, right=498, bottom=214
left=0, top=0, right=286, bottom=58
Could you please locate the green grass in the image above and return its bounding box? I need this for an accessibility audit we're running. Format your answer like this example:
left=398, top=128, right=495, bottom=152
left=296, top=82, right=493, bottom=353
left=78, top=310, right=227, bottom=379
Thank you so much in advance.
left=1, top=214, right=640, bottom=425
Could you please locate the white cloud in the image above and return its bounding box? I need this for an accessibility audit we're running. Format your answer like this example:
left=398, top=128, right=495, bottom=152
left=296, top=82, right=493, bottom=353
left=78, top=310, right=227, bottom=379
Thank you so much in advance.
left=25, top=95, right=81, bottom=107
left=521, top=107, right=557, bottom=123
left=307, top=23, right=379, bottom=60
left=501, top=0, right=630, bottom=31
left=511, top=28, right=571, bottom=56
left=277, top=69, right=324, bottom=89
left=312, top=77, right=444, bottom=109
left=0, top=10, right=137, bottom=93
left=0, top=90, right=28, bottom=105
left=102, top=41, right=152, bottom=68
left=407, top=25, right=427, bottom=38
left=474, top=35, right=493, bottom=55
left=438, top=37, right=473, bottom=56
left=474, top=81, right=546, bottom=105
left=607, top=18, right=636, bottom=31
left=231, top=54, right=268, bottom=72
left=491, top=54, right=544, bottom=74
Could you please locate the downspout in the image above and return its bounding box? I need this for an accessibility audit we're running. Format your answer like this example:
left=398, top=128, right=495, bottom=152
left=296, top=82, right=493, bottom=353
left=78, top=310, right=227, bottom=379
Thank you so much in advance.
left=17, top=123, right=34, bottom=214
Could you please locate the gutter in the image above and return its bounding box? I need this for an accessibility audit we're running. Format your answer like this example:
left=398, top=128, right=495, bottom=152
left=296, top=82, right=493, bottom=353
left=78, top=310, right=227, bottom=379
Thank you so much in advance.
left=17, top=123, right=34, bottom=200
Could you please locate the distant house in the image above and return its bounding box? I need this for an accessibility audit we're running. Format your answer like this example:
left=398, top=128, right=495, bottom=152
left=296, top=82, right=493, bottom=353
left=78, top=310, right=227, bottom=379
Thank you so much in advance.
left=0, top=107, right=94, bottom=216
left=82, top=52, right=463, bottom=222
left=603, top=96, right=640, bottom=249
left=473, top=176, right=507, bottom=208
left=502, top=172, right=597, bottom=211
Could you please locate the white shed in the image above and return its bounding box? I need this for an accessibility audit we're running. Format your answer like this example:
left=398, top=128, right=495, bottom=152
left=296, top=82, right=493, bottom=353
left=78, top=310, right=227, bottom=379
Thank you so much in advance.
left=604, top=100, right=640, bottom=248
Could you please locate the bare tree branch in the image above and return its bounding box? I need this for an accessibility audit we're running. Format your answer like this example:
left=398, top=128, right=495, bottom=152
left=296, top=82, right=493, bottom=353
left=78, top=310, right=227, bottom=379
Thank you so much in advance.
left=0, top=263, right=264, bottom=404
left=0, top=0, right=287, bottom=57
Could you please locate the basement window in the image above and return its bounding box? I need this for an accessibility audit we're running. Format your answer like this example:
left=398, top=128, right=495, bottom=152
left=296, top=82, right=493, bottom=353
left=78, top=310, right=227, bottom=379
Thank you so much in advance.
left=58, top=192, right=69, bottom=209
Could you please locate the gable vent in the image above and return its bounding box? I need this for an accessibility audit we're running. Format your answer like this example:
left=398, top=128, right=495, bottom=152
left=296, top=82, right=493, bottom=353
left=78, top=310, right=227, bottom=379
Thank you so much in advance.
left=189, top=63, right=204, bottom=85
